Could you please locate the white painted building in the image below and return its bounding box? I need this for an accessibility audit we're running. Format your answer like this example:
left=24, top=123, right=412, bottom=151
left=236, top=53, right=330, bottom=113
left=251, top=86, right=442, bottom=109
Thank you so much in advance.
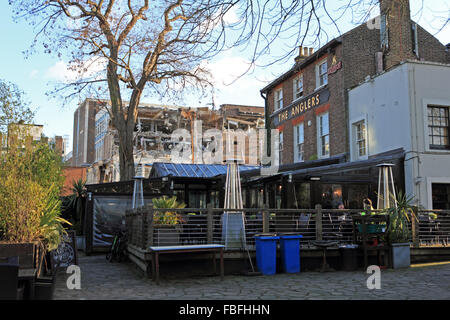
left=348, top=60, right=450, bottom=210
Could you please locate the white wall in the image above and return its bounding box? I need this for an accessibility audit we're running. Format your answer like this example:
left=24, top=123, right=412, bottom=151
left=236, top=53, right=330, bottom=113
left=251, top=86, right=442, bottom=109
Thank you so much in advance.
left=349, top=61, right=450, bottom=209
left=348, top=63, right=412, bottom=160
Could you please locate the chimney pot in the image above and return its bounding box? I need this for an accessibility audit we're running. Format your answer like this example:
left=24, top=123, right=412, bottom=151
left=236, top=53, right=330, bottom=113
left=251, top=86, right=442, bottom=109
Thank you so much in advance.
left=299, top=46, right=303, bottom=56
left=309, top=48, right=314, bottom=55
left=304, top=47, right=309, bottom=56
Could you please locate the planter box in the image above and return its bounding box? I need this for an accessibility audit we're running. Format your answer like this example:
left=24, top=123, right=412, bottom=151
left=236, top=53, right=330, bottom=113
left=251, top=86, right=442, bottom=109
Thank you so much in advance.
left=154, top=225, right=181, bottom=246
left=0, top=242, right=36, bottom=269
left=391, top=243, right=411, bottom=269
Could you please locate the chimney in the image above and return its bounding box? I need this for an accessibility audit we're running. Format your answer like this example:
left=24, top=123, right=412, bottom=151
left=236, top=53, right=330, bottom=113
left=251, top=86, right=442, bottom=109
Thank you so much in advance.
left=379, top=0, right=415, bottom=69
left=303, top=47, right=309, bottom=56
left=295, top=46, right=313, bottom=64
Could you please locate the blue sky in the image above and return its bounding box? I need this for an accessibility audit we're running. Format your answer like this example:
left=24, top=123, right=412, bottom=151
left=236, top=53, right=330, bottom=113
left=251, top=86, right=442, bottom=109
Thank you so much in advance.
left=0, top=1, right=448, bottom=153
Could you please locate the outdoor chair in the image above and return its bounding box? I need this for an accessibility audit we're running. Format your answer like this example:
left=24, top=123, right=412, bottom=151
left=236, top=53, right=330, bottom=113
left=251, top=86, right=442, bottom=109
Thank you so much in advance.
left=0, top=256, right=25, bottom=300
left=296, top=213, right=311, bottom=233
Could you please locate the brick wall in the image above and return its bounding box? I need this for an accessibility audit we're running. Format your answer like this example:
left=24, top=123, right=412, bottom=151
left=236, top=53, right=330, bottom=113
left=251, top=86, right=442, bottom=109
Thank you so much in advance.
left=264, top=0, right=449, bottom=167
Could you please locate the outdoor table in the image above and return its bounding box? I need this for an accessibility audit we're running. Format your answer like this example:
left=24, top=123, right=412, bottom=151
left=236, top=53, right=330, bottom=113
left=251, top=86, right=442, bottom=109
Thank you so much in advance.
left=148, top=244, right=224, bottom=285
left=18, top=268, right=37, bottom=300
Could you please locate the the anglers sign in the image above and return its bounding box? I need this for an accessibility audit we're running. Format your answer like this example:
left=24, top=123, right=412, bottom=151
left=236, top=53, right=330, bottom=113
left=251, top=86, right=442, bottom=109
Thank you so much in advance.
left=271, top=87, right=330, bottom=127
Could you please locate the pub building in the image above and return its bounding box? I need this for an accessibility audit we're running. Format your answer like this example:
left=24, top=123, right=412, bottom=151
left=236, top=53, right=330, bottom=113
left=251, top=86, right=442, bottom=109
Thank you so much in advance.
left=256, top=0, right=450, bottom=210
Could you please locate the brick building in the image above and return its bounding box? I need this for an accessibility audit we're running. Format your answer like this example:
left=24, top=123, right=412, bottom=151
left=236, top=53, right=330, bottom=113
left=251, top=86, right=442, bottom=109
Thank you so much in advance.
left=261, top=0, right=449, bottom=165
left=72, top=98, right=103, bottom=167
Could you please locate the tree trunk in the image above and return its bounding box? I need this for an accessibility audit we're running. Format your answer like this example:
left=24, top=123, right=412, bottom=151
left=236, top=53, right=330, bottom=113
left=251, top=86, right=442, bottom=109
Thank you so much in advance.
left=118, top=125, right=135, bottom=181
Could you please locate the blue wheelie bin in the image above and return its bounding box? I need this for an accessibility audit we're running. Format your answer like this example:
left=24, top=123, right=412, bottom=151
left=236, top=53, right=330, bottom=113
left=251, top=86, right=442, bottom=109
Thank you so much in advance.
left=279, top=234, right=303, bottom=273
left=254, top=233, right=280, bottom=275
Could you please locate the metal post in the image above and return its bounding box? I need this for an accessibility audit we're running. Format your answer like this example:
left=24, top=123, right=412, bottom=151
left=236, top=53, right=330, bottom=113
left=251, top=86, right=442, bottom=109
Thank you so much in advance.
left=207, top=203, right=213, bottom=244
left=147, top=204, right=154, bottom=247
left=263, top=205, right=270, bottom=233
left=315, top=204, right=323, bottom=241
left=411, top=207, right=418, bottom=247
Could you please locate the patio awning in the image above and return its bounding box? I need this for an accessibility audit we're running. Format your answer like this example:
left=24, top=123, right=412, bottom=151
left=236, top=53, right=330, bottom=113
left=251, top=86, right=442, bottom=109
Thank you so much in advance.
left=149, top=162, right=261, bottom=179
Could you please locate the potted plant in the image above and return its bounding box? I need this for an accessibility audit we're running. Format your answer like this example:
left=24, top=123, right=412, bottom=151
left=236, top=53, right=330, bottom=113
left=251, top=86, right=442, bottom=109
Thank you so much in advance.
left=385, top=192, right=417, bottom=269
left=151, top=196, right=186, bottom=246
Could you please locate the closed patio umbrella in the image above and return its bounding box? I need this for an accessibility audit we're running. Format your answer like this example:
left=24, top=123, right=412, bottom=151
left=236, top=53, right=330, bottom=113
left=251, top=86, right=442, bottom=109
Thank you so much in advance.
left=222, top=160, right=247, bottom=250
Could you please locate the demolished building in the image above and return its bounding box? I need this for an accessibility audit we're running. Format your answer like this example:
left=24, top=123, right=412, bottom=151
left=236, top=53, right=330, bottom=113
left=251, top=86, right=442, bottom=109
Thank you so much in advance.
left=85, top=100, right=265, bottom=184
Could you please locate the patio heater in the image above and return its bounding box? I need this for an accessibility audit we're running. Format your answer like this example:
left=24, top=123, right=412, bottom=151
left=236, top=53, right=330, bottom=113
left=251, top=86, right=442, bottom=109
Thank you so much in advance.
left=222, top=158, right=247, bottom=250
left=132, top=164, right=145, bottom=209
left=376, top=163, right=397, bottom=210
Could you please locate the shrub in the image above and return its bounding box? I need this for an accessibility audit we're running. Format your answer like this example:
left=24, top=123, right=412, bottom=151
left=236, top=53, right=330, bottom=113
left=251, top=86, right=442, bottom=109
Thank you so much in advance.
left=0, top=134, right=70, bottom=251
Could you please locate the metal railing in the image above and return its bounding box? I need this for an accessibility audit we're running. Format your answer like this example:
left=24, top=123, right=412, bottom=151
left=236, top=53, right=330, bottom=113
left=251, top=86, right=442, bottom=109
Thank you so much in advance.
left=125, top=205, right=450, bottom=250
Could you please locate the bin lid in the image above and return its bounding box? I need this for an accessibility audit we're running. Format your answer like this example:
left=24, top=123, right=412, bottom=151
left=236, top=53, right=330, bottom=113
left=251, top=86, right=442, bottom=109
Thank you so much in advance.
left=279, top=235, right=303, bottom=239
left=254, top=235, right=280, bottom=240
left=254, top=233, right=277, bottom=237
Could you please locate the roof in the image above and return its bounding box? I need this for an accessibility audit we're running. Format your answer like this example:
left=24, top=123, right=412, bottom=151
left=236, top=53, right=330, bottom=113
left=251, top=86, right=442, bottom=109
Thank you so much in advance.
left=150, top=162, right=261, bottom=178
left=260, top=38, right=342, bottom=93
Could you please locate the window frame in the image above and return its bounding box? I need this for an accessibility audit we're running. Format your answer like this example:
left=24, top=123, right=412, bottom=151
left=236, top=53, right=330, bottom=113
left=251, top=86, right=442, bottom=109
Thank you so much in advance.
left=428, top=105, right=449, bottom=150
left=274, top=88, right=283, bottom=110
left=294, top=122, right=305, bottom=162
left=353, top=120, right=367, bottom=159
left=317, top=112, right=330, bottom=159
left=279, top=131, right=283, bottom=164
left=293, top=75, right=304, bottom=100
left=316, top=59, right=328, bottom=89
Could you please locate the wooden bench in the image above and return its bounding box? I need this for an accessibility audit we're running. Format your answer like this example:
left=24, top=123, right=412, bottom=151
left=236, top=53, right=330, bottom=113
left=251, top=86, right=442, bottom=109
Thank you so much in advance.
left=148, top=244, right=225, bottom=285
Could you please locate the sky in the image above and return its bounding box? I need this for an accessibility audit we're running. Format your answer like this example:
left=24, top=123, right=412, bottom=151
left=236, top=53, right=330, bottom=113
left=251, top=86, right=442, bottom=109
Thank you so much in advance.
left=0, top=1, right=448, bottom=154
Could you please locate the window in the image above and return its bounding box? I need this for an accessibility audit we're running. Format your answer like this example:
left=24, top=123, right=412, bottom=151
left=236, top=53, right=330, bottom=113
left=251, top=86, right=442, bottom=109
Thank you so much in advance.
left=295, top=123, right=304, bottom=162
left=317, top=60, right=328, bottom=88
left=428, top=105, right=449, bottom=150
left=317, top=113, right=329, bottom=158
left=353, top=120, right=367, bottom=159
left=278, top=131, right=283, bottom=164
left=432, top=184, right=450, bottom=210
left=274, top=88, right=283, bottom=110
left=293, top=76, right=304, bottom=100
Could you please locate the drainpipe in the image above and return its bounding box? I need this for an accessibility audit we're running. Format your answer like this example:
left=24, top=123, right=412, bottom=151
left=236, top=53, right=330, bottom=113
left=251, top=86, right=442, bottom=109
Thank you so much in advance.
left=407, top=65, right=422, bottom=207
left=260, top=91, right=270, bottom=157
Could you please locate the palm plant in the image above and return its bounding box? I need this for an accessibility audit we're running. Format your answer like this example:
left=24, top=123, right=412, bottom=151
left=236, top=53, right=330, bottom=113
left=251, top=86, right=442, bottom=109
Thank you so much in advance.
left=40, top=184, right=72, bottom=251
left=65, top=178, right=86, bottom=235
left=385, top=192, right=418, bottom=244
left=151, top=196, right=186, bottom=225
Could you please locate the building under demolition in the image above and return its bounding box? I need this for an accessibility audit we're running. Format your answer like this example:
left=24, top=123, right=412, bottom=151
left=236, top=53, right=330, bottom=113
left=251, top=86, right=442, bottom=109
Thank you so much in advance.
left=78, top=99, right=264, bottom=184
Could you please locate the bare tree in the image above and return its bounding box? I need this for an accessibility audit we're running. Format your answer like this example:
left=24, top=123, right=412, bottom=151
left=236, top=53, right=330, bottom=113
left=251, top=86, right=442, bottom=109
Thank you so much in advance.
left=8, top=0, right=448, bottom=180
left=0, top=79, right=35, bottom=135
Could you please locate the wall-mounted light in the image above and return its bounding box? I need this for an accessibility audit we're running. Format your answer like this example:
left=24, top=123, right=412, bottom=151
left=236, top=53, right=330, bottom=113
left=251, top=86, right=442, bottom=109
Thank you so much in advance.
left=310, top=176, right=321, bottom=181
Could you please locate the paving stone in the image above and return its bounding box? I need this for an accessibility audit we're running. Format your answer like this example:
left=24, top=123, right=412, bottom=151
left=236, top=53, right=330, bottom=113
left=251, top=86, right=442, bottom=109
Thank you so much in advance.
left=54, top=253, right=450, bottom=300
